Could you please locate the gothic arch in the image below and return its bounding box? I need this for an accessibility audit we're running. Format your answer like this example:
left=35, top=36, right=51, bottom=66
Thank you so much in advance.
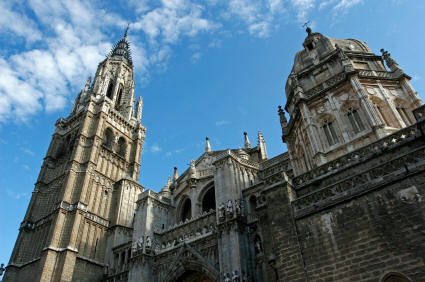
left=393, top=97, right=414, bottom=126
left=340, top=101, right=367, bottom=134
left=370, top=96, right=396, bottom=127
left=163, top=259, right=219, bottom=282
left=317, top=113, right=341, bottom=147
left=103, top=127, right=114, bottom=149
left=106, top=81, right=115, bottom=99
left=177, top=196, right=192, bottom=222
left=197, top=181, right=216, bottom=213
left=117, top=136, right=127, bottom=158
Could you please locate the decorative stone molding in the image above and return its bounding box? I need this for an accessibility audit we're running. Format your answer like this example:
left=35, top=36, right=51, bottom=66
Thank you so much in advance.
left=293, top=124, right=420, bottom=187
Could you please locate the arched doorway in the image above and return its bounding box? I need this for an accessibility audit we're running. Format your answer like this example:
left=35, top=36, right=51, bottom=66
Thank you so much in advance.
left=176, top=270, right=212, bottom=282
left=202, top=187, right=216, bottom=212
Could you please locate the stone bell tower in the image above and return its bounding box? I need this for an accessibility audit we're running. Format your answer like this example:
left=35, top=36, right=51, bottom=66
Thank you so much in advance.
left=280, top=28, right=422, bottom=176
left=4, top=29, right=146, bottom=282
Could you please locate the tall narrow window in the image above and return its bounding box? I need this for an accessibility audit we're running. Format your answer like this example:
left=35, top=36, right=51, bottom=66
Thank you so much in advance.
left=323, top=119, right=338, bottom=146
left=347, top=107, right=365, bottom=133
left=106, top=82, right=114, bottom=99
left=117, top=137, right=126, bottom=157
left=115, top=84, right=123, bottom=110
left=103, top=128, right=113, bottom=149
left=396, top=105, right=412, bottom=126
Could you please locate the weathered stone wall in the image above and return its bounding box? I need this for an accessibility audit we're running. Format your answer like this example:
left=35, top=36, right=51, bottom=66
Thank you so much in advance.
left=296, top=176, right=425, bottom=281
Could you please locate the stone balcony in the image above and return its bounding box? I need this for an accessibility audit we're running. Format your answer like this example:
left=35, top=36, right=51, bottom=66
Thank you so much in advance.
left=153, top=210, right=216, bottom=254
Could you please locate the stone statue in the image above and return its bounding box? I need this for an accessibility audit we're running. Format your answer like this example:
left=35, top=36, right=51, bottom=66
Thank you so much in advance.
left=145, top=236, right=152, bottom=249
left=226, top=200, right=233, bottom=216
left=224, top=272, right=231, bottom=282
left=232, top=271, right=240, bottom=282
left=235, top=200, right=241, bottom=216
left=0, top=263, right=5, bottom=276
left=136, top=236, right=144, bottom=249
left=218, top=202, right=225, bottom=220
left=335, top=44, right=348, bottom=61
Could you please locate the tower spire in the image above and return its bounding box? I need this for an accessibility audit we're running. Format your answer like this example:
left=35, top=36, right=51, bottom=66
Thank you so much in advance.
left=243, top=132, right=251, bottom=149
left=205, top=137, right=212, bottom=152
left=124, top=24, right=129, bottom=40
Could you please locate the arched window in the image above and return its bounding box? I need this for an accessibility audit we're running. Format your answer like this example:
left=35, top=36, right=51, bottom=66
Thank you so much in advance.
left=106, top=82, right=114, bottom=99
left=180, top=198, right=192, bottom=222
left=371, top=98, right=391, bottom=126
left=201, top=187, right=216, bottom=212
left=103, top=128, right=114, bottom=149
left=381, top=272, right=410, bottom=282
left=347, top=107, right=365, bottom=133
left=117, top=137, right=126, bottom=157
left=115, top=84, right=123, bottom=110
left=396, top=104, right=412, bottom=126
left=322, top=119, right=338, bottom=146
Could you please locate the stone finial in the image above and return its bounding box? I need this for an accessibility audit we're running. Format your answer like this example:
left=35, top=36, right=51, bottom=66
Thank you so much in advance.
left=380, top=48, right=400, bottom=72
left=243, top=132, right=251, bottom=149
left=257, top=131, right=268, bottom=160
left=205, top=137, right=212, bottom=152
left=135, top=96, right=143, bottom=121
left=85, top=76, right=92, bottom=91
left=306, top=27, right=312, bottom=35
left=278, top=106, right=287, bottom=128
left=173, top=167, right=178, bottom=182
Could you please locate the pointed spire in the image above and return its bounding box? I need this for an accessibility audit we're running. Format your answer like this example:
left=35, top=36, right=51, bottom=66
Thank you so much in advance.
left=84, top=76, right=91, bottom=91
left=135, top=96, right=143, bottom=121
left=205, top=137, right=211, bottom=152
left=124, top=24, right=129, bottom=40
left=243, top=132, right=251, bottom=149
left=257, top=131, right=268, bottom=160
left=108, top=26, right=133, bottom=65
left=173, top=167, right=178, bottom=182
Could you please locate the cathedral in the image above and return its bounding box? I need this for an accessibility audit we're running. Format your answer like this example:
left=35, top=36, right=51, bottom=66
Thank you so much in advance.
left=3, top=27, right=425, bottom=282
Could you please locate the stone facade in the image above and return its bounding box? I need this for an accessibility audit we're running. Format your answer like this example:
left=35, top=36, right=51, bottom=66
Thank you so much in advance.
left=4, top=29, right=425, bottom=282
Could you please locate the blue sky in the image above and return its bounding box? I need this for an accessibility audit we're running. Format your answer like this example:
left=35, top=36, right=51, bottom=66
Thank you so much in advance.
left=1, top=0, right=425, bottom=268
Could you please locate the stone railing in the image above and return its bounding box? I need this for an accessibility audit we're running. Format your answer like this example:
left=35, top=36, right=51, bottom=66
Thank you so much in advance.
left=246, top=213, right=259, bottom=224
left=260, top=153, right=292, bottom=181
left=292, top=143, right=425, bottom=219
left=293, top=124, right=421, bottom=190
left=259, top=152, right=289, bottom=170
left=154, top=210, right=216, bottom=253
left=358, top=69, right=395, bottom=80
left=304, top=72, right=346, bottom=98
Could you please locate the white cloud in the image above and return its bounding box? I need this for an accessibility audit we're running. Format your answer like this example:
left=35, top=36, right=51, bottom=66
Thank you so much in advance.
left=151, top=144, right=162, bottom=153
left=21, top=147, right=35, bottom=156
left=215, top=120, right=229, bottom=127
left=0, top=1, right=42, bottom=43
left=7, top=189, right=29, bottom=200
left=191, top=52, right=201, bottom=62
left=0, top=0, right=367, bottom=123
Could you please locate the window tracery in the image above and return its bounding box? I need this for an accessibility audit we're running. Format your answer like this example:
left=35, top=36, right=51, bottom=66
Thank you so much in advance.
left=322, top=119, right=338, bottom=146
left=347, top=107, right=365, bottom=133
